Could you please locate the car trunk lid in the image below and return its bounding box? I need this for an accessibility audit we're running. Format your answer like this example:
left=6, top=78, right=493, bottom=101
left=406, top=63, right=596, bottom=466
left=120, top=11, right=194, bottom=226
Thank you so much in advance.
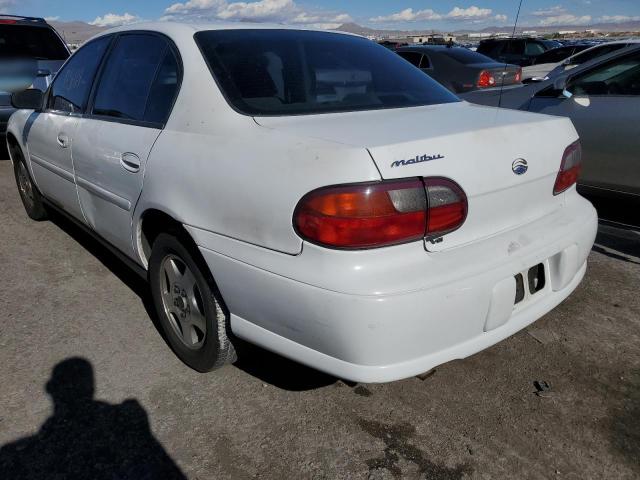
left=256, top=102, right=576, bottom=251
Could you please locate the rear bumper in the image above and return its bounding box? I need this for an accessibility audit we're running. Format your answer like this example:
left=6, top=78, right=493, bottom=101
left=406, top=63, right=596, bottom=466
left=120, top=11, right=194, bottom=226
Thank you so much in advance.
left=191, top=193, right=598, bottom=383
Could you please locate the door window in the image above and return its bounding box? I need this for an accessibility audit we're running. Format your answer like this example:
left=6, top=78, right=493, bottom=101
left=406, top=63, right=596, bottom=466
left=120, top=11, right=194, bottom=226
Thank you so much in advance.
left=525, top=42, right=546, bottom=57
left=398, top=51, right=424, bottom=68
left=92, top=34, right=179, bottom=125
left=503, top=40, right=525, bottom=56
left=47, top=36, right=111, bottom=113
left=419, top=55, right=431, bottom=69
left=568, top=52, right=640, bottom=96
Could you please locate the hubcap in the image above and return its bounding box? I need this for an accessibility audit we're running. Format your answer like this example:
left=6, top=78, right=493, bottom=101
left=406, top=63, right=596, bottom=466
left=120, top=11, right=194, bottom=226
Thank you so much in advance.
left=17, top=162, right=35, bottom=210
left=159, top=255, right=207, bottom=350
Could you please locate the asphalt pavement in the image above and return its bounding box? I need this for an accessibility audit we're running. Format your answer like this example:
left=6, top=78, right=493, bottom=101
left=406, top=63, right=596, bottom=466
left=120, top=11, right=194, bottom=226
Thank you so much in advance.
left=0, top=160, right=638, bottom=479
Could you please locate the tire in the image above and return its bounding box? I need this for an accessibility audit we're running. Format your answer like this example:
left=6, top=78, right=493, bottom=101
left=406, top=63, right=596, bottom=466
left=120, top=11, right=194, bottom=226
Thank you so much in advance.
left=149, top=232, right=237, bottom=372
left=11, top=148, right=48, bottom=221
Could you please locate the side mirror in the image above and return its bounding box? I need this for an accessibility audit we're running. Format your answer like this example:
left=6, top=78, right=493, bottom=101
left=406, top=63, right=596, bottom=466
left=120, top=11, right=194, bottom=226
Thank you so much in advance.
left=553, top=77, right=573, bottom=98
left=11, top=89, right=44, bottom=110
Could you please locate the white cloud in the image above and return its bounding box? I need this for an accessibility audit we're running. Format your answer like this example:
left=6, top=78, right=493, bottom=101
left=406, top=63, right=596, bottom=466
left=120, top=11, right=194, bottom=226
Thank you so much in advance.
left=599, top=15, right=640, bottom=23
left=44, top=16, right=60, bottom=22
left=370, top=8, right=442, bottom=23
left=539, top=14, right=592, bottom=26
left=446, top=6, right=492, bottom=21
left=164, top=0, right=351, bottom=28
left=0, top=0, right=15, bottom=13
left=90, top=12, right=140, bottom=27
left=370, top=5, right=505, bottom=24
left=166, top=0, right=225, bottom=14
left=531, top=6, right=567, bottom=17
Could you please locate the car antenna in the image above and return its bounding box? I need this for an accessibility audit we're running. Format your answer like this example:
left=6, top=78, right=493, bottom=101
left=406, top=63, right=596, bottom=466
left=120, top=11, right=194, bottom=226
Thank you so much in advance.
left=498, top=0, right=524, bottom=109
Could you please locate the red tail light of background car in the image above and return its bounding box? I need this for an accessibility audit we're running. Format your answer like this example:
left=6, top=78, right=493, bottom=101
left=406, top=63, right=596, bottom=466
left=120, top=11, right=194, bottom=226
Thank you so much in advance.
left=294, top=178, right=467, bottom=249
left=515, top=68, right=523, bottom=83
left=477, top=70, right=496, bottom=88
left=554, top=141, right=582, bottom=195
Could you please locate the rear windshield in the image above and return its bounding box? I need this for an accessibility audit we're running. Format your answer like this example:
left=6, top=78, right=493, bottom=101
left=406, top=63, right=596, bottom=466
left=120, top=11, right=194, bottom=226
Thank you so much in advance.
left=443, top=48, right=494, bottom=64
left=195, top=29, right=459, bottom=116
left=0, top=25, right=69, bottom=60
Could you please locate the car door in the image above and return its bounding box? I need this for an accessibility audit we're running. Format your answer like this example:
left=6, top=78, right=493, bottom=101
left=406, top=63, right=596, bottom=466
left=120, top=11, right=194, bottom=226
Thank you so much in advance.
left=529, top=50, right=640, bottom=196
left=25, top=36, right=111, bottom=221
left=72, top=33, right=180, bottom=257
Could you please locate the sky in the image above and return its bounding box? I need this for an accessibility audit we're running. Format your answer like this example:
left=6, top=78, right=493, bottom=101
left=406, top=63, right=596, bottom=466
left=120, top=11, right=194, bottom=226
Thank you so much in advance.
left=4, top=1, right=640, bottom=31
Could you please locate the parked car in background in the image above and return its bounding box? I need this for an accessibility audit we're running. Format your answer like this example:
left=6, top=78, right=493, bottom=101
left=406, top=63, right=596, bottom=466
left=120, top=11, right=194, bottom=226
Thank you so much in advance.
left=0, top=15, right=69, bottom=149
left=462, top=45, right=640, bottom=201
left=378, top=40, right=408, bottom=51
left=522, top=44, right=591, bottom=81
left=477, top=37, right=562, bottom=66
left=8, top=23, right=596, bottom=383
left=546, top=40, right=640, bottom=80
left=397, top=45, right=522, bottom=93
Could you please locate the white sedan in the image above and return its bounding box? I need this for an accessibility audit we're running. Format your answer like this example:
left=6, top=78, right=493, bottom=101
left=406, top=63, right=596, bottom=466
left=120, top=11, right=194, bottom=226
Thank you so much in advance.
left=7, top=23, right=597, bottom=383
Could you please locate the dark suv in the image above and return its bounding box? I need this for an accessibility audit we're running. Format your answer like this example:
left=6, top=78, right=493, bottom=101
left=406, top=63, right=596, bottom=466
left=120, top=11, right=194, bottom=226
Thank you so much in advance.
left=477, top=37, right=561, bottom=66
left=0, top=15, right=69, bottom=149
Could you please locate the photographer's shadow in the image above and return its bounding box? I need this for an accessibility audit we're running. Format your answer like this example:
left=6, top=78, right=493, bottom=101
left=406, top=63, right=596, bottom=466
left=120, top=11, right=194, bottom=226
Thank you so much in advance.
left=0, top=357, right=186, bottom=480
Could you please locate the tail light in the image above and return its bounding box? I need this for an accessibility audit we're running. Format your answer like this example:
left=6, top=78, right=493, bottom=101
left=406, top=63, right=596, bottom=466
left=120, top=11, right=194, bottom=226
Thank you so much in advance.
left=554, top=141, right=582, bottom=195
left=514, top=68, right=522, bottom=83
left=477, top=70, right=496, bottom=88
left=294, top=178, right=467, bottom=249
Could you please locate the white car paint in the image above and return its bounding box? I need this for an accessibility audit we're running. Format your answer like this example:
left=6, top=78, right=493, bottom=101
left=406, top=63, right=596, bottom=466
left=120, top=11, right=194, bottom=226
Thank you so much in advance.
left=7, top=22, right=597, bottom=382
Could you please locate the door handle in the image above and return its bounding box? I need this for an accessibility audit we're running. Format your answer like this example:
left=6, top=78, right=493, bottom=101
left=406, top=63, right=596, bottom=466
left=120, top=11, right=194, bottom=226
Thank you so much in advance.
left=120, top=152, right=141, bottom=173
left=56, top=134, right=69, bottom=148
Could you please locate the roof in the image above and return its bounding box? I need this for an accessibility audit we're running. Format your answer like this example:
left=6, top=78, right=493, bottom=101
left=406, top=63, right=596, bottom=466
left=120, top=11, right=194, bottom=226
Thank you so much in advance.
left=92, top=21, right=359, bottom=41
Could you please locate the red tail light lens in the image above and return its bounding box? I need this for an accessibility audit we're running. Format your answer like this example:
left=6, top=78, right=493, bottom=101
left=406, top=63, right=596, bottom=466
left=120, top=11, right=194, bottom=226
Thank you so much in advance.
left=294, top=178, right=467, bottom=249
left=554, top=141, right=582, bottom=195
left=478, top=70, right=496, bottom=88
left=514, top=68, right=522, bottom=83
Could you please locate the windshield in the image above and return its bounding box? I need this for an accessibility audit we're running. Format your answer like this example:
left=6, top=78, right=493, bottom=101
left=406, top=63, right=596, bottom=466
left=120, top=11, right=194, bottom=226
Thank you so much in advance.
left=195, top=29, right=459, bottom=116
left=0, top=25, right=68, bottom=60
left=571, top=43, right=626, bottom=65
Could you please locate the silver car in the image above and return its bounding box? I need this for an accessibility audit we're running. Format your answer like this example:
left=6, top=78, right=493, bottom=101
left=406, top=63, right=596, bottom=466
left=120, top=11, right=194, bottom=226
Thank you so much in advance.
left=463, top=45, right=640, bottom=200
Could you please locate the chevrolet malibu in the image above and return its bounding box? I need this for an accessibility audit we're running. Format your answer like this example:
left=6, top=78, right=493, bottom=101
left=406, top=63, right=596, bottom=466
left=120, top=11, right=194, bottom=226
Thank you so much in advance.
left=7, top=23, right=597, bottom=383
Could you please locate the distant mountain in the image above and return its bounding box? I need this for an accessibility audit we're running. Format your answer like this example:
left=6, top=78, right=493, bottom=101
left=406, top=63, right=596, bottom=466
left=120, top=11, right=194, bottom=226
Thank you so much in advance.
left=336, top=22, right=438, bottom=37
left=337, top=21, right=640, bottom=37
left=48, top=21, right=107, bottom=44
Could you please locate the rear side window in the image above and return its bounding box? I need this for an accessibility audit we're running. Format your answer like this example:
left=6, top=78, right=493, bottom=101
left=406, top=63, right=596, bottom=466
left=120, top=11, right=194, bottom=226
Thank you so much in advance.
left=0, top=25, right=68, bottom=60
left=477, top=41, right=501, bottom=57
left=196, top=29, right=458, bottom=116
left=92, top=34, right=179, bottom=125
left=48, top=36, right=110, bottom=113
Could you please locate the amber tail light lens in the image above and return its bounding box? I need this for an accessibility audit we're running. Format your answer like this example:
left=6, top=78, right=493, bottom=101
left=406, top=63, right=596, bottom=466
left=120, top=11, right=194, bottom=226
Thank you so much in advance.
left=294, top=178, right=467, bottom=249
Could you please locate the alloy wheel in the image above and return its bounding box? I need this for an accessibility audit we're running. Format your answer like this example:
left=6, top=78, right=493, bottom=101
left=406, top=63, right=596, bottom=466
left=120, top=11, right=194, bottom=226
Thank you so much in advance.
left=159, top=254, right=208, bottom=350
